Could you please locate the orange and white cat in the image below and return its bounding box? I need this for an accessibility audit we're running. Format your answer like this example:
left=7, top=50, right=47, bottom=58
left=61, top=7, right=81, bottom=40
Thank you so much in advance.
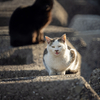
left=43, top=34, right=79, bottom=75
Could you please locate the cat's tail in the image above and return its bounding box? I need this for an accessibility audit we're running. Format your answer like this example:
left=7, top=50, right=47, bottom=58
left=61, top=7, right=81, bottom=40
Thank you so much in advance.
left=69, top=49, right=79, bottom=73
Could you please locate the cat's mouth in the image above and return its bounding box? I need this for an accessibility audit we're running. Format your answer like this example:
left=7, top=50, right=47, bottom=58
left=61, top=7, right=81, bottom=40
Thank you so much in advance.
left=55, top=51, right=60, bottom=55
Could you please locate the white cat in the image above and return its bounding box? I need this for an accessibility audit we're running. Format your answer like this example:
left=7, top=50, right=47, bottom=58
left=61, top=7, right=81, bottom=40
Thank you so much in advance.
left=43, top=34, right=79, bottom=75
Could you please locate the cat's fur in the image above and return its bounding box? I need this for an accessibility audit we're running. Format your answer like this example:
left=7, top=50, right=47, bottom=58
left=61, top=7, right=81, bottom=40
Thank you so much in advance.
left=43, top=34, right=79, bottom=75
left=9, top=0, right=53, bottom=47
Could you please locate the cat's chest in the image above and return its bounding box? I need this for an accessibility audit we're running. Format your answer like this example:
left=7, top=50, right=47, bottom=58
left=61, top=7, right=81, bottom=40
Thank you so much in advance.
left=49, top=56, right=64, bottom=65
left=44, top=54, right=70, bottom=71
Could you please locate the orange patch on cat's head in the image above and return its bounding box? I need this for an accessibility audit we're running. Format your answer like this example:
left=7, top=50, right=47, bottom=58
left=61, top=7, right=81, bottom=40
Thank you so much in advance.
left=45, top=36, right=51, bottom=44
left=61, top=34, right=66, bottom=43
left=63, top=34, right=66, bottom=40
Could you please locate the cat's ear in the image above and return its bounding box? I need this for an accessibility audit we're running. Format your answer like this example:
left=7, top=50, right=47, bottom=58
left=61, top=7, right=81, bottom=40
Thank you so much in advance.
left=46, top=5, right=50, bottom=11
left=61, top=34, right=66, bottom=43
left=45, top=36, right=51, bottom=44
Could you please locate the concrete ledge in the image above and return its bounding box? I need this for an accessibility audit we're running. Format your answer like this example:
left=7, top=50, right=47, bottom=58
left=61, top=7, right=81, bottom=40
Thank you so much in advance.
left=0, top=25, right=75, bottom=36
left=0, top=63, right=81, bottom=81
left=0, top=76, right=99, bottom=100
left=0, top=65, right=47, bottom=80
left=0, top=39, right=81, bottom=79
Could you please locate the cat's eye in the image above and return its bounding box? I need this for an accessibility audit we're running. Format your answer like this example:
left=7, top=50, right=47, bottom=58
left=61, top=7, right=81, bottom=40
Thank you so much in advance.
left=52, top=46, right=55, bottom=48
left=58, top=46, right=61, bottom=48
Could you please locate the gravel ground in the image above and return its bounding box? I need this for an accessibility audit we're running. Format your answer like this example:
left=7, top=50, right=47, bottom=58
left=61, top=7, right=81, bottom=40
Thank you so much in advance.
left=89, top=69, right=100, bottom=97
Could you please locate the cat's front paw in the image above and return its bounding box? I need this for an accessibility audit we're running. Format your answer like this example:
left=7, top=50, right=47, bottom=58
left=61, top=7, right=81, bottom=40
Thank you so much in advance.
left=49, top=72, right=57, bottom=76
left=57, top=71, right=65, bottom=75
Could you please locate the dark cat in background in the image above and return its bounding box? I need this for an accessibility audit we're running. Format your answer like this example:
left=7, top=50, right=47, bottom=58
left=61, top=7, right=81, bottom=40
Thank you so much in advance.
left=9, top=0, right=53, bottom=47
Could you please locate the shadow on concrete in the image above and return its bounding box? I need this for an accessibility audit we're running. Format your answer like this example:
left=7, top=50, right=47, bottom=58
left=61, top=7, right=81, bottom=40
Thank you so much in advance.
left=0, top=55, right=26, bottom=65
left=0, top=69, right=79, bottom=80
left=0, top=48, right=34, bottom=65
left=0, top=69, right=48, bottom=79
left=0, top=17, right=9, bottom=26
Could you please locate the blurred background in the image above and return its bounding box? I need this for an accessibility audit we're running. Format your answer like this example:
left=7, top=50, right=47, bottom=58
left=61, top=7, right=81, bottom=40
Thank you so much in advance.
left=0, top=0, right=100, bottom=82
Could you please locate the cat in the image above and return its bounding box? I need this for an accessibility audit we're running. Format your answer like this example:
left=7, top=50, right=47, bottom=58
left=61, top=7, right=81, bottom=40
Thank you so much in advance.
left=9, top=0, right=53, bottom=47
left=43, top=34, right=79, bottom=75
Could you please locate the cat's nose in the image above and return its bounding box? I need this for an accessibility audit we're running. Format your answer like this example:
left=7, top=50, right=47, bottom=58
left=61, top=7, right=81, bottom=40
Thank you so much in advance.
left=55, top=50, right=59, bottom=52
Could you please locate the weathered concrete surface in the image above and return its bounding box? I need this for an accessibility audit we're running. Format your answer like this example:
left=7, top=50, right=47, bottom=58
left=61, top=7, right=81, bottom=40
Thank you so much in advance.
left=0, top=26, right=100, bottom=99
left=45, top=27, right=100, bottom=84
left=0, top=25, right=90, bottom=100
left=0, top=25, right=75, bottom=53
left=0, top=0, right=100, bottom=99
left=51, top=0, right=68, bottom=26
left=0, top=25, right=75, bottom=36
left=0, top=25, right=78, bottom=66
left=0, top=76, right=99, bottom=100
left=75, top=30, right=100, bottom=45
left=1, top=25, right=100, bottom=84
left=68, top=30, right=100, bottom=82
left=0, top=41, right=81, bottom=81
left=69, top=15, right=100, bottom=31
left=1, top=0, right=100, bottom=26
left=89, top=69, right=100, bottom=97
left=0, top=33, right=81, bottom=76
left=0, top=65, right=47, bottom=80
left=1, top=25, right=100, bottom=83
left=57, top=0, right=100, bottom=25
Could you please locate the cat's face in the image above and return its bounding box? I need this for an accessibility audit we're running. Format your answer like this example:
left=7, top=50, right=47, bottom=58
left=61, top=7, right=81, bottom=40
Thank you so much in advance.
left=36, top=0, right=53, bottom=11
left=45, top=34, right=67, bottom=56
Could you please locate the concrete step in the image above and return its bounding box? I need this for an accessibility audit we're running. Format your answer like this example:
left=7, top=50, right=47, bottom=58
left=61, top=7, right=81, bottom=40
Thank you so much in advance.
left=68, top=30, right=100, bottom=82
left=1, top=26, right=100, bottom=84
left=0, top=37, right=81, bottom=79
left=0, top=25, right=77, bottom=59
left=0, top=65, right=47, bottom=80
left=0, top=25, right=75, bottom=53
left=0, top=11, right=12, bottom=17
left=1, top=26, right=100, bottom=39
left=89, top=69, right=100, bottom=97
left=0, top=25, right=75, bottom=36
left=0, top=26, right=8, bottom=30
left=0, top=27, right=81, bottom=79
left=0, top=0, right=35, bottom=8
left=0, top=36, right=10, bottom=53
left=75, top=30, right=100, bottom=45
left=0, top=9, right=12, bottom=25
left=0, top=42, right=45, bottom=65
left=0, top=31, right=81, bottom=92
left=0, top=76, right=99, bottom=100
left=0, top=64, right=80, bottom=81
left=0, top=30, right=83, bottom=100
